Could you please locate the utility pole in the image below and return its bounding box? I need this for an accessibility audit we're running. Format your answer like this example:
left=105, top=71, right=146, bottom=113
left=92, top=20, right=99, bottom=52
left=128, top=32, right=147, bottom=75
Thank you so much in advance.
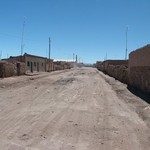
left=0, top=51, right=2, bottom=60
left=21, top=18, right=26, bottom=56
left=73, top=53, right=75, bottom=62
left=76, top=55, right=78, bottom=63
left=104, top=52, right=107, bottom=61
left=49, top=37, right=51, bottom=72
left=125, top=27, right=128, bottom=60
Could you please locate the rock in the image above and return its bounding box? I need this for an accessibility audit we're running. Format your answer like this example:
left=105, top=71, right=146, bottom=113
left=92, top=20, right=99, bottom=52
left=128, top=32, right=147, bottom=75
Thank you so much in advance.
left=144, top=106, right=150, bottom=110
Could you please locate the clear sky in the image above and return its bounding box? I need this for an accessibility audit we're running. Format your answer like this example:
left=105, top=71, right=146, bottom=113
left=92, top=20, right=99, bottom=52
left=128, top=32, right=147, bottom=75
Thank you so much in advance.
left=0, top=0, right=150, bottom=63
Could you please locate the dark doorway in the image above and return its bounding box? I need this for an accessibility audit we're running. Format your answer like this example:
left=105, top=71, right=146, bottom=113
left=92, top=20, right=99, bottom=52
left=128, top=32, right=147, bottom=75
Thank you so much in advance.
left=17, top=63, right=20, bottom=76
left=37, top=62, right=39, bottom=72
left=31, top=62, right=33, bottom=72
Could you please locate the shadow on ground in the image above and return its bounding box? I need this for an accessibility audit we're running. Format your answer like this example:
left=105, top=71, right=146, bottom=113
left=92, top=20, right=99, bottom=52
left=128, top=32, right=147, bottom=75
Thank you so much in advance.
left=127, top=86, right=150, bottom=104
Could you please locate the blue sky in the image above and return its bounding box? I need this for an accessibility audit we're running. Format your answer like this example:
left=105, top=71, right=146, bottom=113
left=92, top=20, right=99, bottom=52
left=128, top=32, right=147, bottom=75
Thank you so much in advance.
left=0, top=0, right=150, bottom=63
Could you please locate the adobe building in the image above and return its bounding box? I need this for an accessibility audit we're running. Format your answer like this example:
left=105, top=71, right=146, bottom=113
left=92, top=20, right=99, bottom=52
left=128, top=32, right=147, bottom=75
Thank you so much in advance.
left=23, top=53, right=53, bottom=73
left=3, top=53, right=53, bottom=73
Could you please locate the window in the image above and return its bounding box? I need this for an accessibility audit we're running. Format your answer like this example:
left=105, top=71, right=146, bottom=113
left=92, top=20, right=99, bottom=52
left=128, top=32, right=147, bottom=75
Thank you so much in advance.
left=27, top=61, right=30, bottom=66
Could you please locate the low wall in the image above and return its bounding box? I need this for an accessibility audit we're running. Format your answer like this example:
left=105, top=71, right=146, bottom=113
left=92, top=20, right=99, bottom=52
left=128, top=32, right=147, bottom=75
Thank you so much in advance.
left=106, top=65, right=129, bottom=84
left=96, top=60, right=129, bottom=84
left=96, top=61, right=102, bottom=70
left=0, top=61, right=25, bottom=78
left=103, top=60, right=128, bottom=72
left=53, top=61, right=72, bottom=71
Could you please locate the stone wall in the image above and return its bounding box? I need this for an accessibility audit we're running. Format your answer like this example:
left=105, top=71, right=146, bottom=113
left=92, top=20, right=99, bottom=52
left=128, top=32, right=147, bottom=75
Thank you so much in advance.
left=129, top=44, right=150, bottom=93
left=0, top=61, right=25, bottom=78
left=95, top=61, right=102, bottom=70
left=96, top=60, right=129, bottom=84
left=103, top=60, right=128, bottom=73
left=106, top=64, right=129, bottom=84
left=53, top=61, right=72, bottom=71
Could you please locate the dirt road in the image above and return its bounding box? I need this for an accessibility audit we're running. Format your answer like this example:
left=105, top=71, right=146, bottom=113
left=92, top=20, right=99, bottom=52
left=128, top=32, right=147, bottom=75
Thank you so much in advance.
left=0, top=67, right=150, bottom=150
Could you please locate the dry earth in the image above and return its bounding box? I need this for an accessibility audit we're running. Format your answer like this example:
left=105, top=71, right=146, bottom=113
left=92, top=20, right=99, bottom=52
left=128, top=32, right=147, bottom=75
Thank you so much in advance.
left=0, top=67, right=150, bottom=150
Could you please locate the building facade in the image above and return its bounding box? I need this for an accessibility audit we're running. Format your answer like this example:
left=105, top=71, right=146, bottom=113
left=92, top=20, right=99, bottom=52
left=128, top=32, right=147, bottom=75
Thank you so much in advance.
left=3, top=53, right=53, bottom=73
left=24, top=53, right=47, bottom=72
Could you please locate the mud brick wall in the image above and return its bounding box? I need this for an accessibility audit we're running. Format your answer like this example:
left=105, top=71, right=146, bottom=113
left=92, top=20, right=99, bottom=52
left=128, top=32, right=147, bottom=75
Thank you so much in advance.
left=0, top=62, right=4, bottom=77
left=96, top=60, right=129, bottom=84
left=0, top=61, right=25, bottom=78
left=103, top=60, right=128, bottom=73
left=0, top=61, right=17, bottom=77
left=106, top=65, right=129, bottom=84
left=25, top=55, right=46, bottom=72
left=46, top=60, right=54, bottom=72
left=19, top=63, right=26, bottom=75
left=96, top=61, right=102, bottom=71
left=129, top=45, right=150, bottom=93
left=53, top=61, right=72, bottom=71
left=53, top=64, right=63, bottom=71
left=63, top=62, right=72, bottom=69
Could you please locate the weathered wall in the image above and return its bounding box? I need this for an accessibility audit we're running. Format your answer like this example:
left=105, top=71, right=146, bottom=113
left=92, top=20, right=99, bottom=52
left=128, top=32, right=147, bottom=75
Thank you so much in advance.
left=18, top=62, right=26, bottom=75
left=129, top=44, right=150, bottom=93
left=24, top=54, right=46, bottom=72
left=95, top=61, right=102, bottom=70
left=96, top=45, right=150, bottom=93
left=53, top=61, right=72, bottom=71
left=103, top=60, right=128, bottom=73
left=0, top=61, right=25, bottom=78
left=106, top=64, right=129, bottom=84
left=129, top=45, right=150, bottom=67
left=0, top=62, right=4, bottom=78
left=46, top=60, right=54, bottom=72
left=96, top=60, right=129, bottom=84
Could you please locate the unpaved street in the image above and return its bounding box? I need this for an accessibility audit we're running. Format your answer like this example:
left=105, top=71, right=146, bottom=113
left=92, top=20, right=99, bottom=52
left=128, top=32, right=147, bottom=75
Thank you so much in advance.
left=0, top=67, right=150, bottom=150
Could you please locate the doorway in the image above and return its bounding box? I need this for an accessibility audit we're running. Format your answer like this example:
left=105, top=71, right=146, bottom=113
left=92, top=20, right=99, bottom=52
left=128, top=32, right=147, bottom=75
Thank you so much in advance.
left=37, top=62, right=39, bottom=72
left=31, top=62, right=33, bottom=72
left=17, top=63, right=20, bottom=76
